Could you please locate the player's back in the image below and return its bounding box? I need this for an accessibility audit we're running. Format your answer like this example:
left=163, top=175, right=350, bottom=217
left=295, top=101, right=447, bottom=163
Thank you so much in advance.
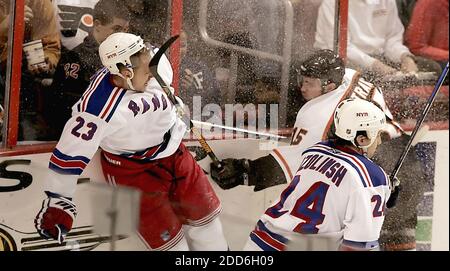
left=271, top=68, right=401, bottom=182
left=51, top=57, right=185, bottom=175
left=70, top=66, right=184, bottom=155
left=250, top=140, right=391, bottom=251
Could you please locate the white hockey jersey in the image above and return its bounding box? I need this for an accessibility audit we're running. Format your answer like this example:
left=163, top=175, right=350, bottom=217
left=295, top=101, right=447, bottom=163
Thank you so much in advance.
left=45, top=50, right=187, bottom=197
left=250, top=140, right=391, bottom=251
left=271, top=68, right=402, bottom=182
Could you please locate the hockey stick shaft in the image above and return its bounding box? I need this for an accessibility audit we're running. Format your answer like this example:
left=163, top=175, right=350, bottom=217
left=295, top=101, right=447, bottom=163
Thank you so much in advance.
left=191, top=120, right=287, bottom=139
left=390, top=62, right=448, bottom=181
left=149, top=36, right=223, bottom=169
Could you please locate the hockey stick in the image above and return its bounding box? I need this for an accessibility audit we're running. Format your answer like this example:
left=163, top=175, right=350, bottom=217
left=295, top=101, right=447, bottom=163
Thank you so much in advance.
left=149, top=35, right=223, bottom=169
left=191, top=120, right=286, bottom=139
left=386, top=62, right=449, bottom=208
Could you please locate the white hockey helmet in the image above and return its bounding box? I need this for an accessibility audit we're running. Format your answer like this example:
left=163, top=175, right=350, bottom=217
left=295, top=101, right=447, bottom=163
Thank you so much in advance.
left=99, top=32, right=146, bottom=75
left=333, top=98, right=386, bottom=148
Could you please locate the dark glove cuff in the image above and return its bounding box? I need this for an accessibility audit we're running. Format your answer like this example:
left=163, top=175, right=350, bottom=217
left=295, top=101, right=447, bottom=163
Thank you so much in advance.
left=249, top=155, right=287, bottom=191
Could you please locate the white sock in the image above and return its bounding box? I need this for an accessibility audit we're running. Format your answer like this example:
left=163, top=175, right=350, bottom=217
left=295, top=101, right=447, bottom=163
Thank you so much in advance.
left=183, top=217, right=228, bottom=250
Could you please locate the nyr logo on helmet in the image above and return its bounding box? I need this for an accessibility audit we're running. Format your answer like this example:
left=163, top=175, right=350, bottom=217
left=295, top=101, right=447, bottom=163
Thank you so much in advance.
left=356, top=112, right=369, bottom=117
left=107, top=53, right=118, bottom=59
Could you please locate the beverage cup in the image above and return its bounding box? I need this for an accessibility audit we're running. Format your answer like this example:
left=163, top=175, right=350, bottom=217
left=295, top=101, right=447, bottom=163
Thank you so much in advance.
left=23, top=39, right=46, bottom=69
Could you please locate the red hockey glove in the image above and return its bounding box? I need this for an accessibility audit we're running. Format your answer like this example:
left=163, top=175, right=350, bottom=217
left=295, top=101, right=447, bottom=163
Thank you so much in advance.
left=34, top=191, right=77, bottom=243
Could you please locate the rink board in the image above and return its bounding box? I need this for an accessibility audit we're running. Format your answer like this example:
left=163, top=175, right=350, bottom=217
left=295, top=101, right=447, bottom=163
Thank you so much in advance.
left=0, top=131, right=448, bottom=251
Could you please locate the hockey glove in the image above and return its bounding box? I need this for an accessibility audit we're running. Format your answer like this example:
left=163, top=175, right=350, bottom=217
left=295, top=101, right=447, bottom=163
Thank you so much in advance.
left=386, top=177, right=401, bottom=208
left=210, top=158, right=250, bottom=189
left=35, top=191, right=77, bottom=243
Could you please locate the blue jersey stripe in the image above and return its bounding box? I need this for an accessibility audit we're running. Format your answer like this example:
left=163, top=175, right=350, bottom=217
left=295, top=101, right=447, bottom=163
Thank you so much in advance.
left=354, top=155, right=387, bottom=187
left=49, top=163, right=83, bottom=175
left=105, top=89, right=127, bottom=122
left=303, top=148, right=367, bottom=188
left=317, top=141, right=387, bottom=188
left=53, top=148, right=90, bottom=164
left=257, top=220, right=289, bottom=244
left=121, top=131, right=171, bottom=161
left=249, top=232, right=279, bottom=251
left=89, top=67, right=108, bottom=81
left=85, top=78, right=116, bottom=117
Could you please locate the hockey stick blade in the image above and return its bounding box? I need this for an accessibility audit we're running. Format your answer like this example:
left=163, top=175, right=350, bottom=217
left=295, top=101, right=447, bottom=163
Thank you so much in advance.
left=149, top=35, right=179, bottom=71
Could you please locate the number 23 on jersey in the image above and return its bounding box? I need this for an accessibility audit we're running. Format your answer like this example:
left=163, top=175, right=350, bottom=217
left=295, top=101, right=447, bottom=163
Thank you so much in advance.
left=71, top=116, right=98, bottom=141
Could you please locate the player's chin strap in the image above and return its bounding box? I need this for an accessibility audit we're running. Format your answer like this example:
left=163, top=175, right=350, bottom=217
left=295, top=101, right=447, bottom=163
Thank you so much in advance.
left=116, top=68, right=136, bottom=90
left=352, top=135, right=377, bottom=157
left=127, top=48, right=156, bottom=91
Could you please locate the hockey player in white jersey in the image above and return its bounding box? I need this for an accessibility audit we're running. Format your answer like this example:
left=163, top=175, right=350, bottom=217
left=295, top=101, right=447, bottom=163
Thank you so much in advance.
left=211, top=49, right=402, bottom=190
left=244, top=98, right=391, bottom=251
left=34, top=32, right=228, bottom=251
left=210, top=50, right=427, bottom=250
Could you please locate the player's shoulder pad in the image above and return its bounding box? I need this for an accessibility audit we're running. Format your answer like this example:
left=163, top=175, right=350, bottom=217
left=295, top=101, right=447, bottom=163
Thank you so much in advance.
left=352, top=153, right=388, bottom=188
left=77, top=68, right=128, bottom=123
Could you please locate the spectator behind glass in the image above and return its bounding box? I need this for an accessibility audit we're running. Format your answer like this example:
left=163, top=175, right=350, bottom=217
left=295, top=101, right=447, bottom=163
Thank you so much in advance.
left=0, top=75, right=3, bottom=136
left=178, top=30, right=221, bottom=122
left=405, top=0, right=449, bottom=69
left=314, top=0, right=434, bottom=78
left=126, top=0, right=168, bottom=46
left=0, top=0, right=61, bottom=141
left=210, top=0, right=283, bottom=79
left=53, top=0, right=99, bottom=50
left=45, top=0, right=130, bottom=140
left=395, top=0, right=417, bottom=29
left=0, top=0, right=60, bottom=76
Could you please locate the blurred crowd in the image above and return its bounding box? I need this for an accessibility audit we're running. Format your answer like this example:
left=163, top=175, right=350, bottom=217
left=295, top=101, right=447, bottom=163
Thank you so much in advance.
left=0, top=0, right=448, bottom=141
left=0, top=0, right=168, bottom=141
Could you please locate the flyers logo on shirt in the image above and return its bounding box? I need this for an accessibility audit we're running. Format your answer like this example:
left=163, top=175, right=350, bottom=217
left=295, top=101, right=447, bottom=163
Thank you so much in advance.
left=58, top=5, right=95, bottom=37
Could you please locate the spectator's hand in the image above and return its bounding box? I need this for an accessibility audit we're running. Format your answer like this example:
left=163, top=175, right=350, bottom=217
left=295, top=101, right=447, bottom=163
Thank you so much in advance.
left=24, top=4, right=34, bottom=24
left=0, top=5, right=33, bottom=34
left=371, top=60, right=397, bottom=75
left=35, top=191, right=77, bottom=244
left=28, top=57, right=50, bottom=75
left=181, top=68, right=195, bottom=89
left=400, top=55, right=419, bottom=74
